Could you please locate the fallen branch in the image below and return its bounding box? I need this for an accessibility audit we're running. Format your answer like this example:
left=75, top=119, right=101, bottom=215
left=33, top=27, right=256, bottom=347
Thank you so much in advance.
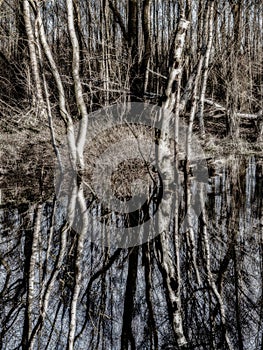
left=204, top=99, right=262, bottom=120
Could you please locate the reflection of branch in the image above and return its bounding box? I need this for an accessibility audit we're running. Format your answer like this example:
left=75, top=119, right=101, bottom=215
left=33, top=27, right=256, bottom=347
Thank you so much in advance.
left=27, top=204, right=42, bottom=349
left=0, top=257, right=10, bottom=298
left=76, top=249, right=122, bottom=340
left=29, top=220, right=70, bottom=345
left=199, top=183, right=234, bottom=350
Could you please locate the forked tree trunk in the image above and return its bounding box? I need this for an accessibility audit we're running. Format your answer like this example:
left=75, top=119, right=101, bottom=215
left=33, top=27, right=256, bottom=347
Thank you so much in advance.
left=36, top=2, right=77, bottom=169
left=66, top=0, right=88, bottom=171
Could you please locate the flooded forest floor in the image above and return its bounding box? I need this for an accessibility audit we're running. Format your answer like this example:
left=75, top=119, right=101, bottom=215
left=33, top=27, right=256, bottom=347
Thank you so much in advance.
left=0, top=109, right=262, bottom=206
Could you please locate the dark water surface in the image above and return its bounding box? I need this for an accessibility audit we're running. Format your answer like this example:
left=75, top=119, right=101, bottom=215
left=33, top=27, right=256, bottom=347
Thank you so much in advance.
left=0, top=156, right=262, bottom=349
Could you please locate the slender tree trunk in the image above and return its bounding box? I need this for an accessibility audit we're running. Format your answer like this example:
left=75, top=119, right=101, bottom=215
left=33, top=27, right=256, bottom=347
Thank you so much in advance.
left=23, top=0, right=44, bottom=112
left=66, top=0, right=88, bottom=171
left=141, top=0, right=152, bottom=94
left=198, top=0, right=215, bottom=137
left=128, top=0, right=140, bottom=100
left=36, top=5, right=77, bottom=169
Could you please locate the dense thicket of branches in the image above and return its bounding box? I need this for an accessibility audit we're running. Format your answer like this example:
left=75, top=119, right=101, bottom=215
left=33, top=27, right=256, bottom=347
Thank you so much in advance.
left=0, top=0, right=262, bottom=136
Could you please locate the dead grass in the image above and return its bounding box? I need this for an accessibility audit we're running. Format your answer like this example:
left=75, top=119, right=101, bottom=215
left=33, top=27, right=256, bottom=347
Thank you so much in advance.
left=0, top=107, right=262, bottom=205
left=201, top=132, right=262, bottom=159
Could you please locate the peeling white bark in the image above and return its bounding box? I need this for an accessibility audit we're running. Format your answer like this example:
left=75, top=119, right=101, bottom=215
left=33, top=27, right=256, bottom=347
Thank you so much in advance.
left=158, top=17, right=190, bottom=347
left=163, top=19, right=190, bottom=112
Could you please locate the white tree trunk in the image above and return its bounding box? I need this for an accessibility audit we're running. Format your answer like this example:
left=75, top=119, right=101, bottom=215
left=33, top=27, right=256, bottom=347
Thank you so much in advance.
left=66, top=0, right=88, bottom=171
left=27, top=204, right=42, bottom=349
left=36, top=6, right=77, bottom=169
left=158, top=17, right=189, bottom=348
left=23, top=0, right=44, bottom=111
left=198, top=0, right=215, bottom=137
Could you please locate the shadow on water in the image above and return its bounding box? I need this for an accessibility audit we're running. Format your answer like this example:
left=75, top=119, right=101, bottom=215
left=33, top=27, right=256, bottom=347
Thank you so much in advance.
left=0, top=155, right=262, bottom=349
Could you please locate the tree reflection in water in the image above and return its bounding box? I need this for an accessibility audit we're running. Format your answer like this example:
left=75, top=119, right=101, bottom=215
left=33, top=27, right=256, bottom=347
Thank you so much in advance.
left=0, top=156, right=262, bottom=349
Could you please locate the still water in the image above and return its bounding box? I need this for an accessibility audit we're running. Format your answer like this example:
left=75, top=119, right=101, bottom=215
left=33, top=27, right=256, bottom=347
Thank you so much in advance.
left=0, top=156, right=262, bottom=349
